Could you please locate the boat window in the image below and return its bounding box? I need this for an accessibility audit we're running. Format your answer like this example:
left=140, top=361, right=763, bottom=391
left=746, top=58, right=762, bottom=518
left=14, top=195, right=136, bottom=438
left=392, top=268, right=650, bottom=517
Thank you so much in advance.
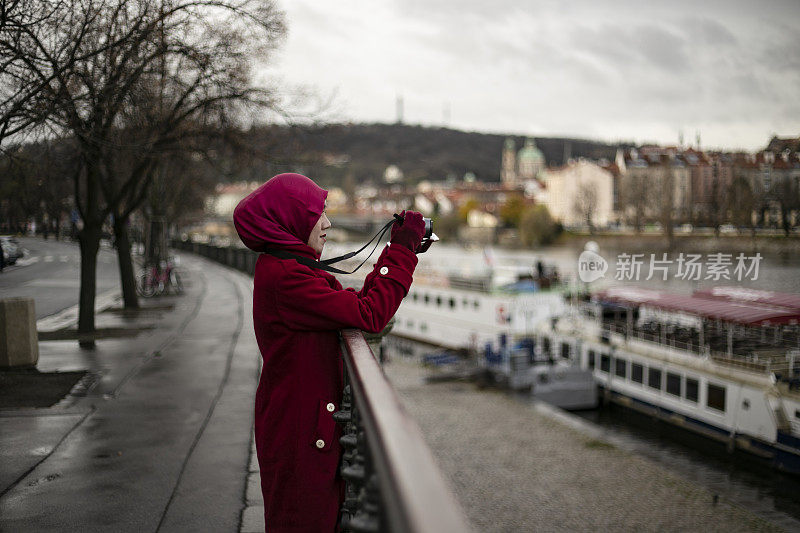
left=588, top=350, right=596, bottom=370
left=631, top=363, right=644, bottom=384
left=420, top=323, right=428, bottom=332
left=462, top=298, right=469, bottom=307
left=615, top=358, right=627, bottom=378
left=412, top=292, right=418, bottom=302
left=795, top=409, right=800, bottom=419
left=648, top=368, right=662, bottom=390
left=600, top=354, right=610, bottom=373
left=686, top=378, right=700, bottom=403
left=473, top=300, right=480, bottom=310
left=436, top=296, right=442, bottom=307
left=407, top=319, right=414, bottom=328
left=449, top=297, right=455, bottom=309
left=685, top=378, right=699, bottom=403
left=424, top=294, right=430, bottom=305
left=666, top=373, right=681, bottom=396
left=542, top=337, right=551, bottom=356
left=742, top=399, right=750, bottom=410
left=560, top=342, right=570, bottom=359
left=707, top=383, right=726, bottom=412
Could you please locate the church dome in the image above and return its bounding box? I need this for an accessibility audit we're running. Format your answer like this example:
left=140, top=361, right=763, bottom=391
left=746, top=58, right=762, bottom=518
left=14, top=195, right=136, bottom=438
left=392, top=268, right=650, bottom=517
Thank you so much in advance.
left=518, top=138, right=544, bottom=162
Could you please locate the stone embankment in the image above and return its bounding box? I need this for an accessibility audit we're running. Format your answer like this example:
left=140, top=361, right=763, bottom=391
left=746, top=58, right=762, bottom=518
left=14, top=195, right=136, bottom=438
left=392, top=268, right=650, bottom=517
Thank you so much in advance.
left=384, top=358, right=783, bottom=533
left=562, top=232, right=800, bottom=255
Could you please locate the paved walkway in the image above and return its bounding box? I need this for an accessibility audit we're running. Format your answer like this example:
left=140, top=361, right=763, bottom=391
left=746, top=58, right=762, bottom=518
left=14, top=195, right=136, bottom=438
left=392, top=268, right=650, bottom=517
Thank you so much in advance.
left=0, top=252, right=261, bottom=532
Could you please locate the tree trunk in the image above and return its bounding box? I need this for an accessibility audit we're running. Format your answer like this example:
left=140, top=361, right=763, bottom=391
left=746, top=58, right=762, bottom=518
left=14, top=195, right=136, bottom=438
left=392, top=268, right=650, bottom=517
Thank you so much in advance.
left=114, top=216, right=139, bottom=309
left=781, top=205, right=790, bottom=236
left=77, top=226, right=101, bottom=348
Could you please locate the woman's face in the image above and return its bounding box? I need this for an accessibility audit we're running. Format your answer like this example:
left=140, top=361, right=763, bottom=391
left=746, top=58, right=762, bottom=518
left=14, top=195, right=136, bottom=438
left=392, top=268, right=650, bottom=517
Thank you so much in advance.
left=307, top=208, right=331, bottom=255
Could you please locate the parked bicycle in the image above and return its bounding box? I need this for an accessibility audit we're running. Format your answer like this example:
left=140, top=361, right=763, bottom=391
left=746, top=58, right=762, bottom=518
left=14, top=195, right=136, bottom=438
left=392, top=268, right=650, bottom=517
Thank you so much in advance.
left=136, top=258, right=183, bottom=297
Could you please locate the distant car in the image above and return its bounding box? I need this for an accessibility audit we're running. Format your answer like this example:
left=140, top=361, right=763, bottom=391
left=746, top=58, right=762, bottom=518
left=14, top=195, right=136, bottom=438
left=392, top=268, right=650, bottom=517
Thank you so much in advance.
left=0, top=236, right=22, bottom=265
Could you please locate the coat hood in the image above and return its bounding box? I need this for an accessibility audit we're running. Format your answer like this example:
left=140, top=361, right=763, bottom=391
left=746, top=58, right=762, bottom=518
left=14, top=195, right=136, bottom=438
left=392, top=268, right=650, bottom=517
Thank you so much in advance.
left=233, top=173, right=328, bottom=256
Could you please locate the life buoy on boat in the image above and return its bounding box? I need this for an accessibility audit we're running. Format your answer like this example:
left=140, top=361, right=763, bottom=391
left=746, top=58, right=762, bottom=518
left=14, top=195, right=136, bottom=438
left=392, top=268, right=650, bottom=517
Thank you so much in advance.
left=497, top=305, right=509, bottom=324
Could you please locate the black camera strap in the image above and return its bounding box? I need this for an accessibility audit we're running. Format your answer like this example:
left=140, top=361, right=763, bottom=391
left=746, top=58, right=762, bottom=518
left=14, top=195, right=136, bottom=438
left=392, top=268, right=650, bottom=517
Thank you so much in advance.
left=262, top=218, right=396, bottom=275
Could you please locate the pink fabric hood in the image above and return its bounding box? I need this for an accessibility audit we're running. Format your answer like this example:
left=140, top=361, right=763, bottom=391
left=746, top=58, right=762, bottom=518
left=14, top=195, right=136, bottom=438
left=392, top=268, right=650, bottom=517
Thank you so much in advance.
left=233, top=173, right=328, bottom=255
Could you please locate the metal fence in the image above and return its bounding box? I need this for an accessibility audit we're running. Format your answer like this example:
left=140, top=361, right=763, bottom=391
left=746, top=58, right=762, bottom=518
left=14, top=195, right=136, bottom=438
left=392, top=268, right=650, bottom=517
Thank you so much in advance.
left=172, top=239, right=472, bottom=532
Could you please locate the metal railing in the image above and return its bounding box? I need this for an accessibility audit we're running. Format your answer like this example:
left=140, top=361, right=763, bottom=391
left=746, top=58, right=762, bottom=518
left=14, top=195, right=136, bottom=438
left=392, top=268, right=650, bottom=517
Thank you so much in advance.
left=172, top=239, right=472, bottom=532
left=337, top=329, right=472, bottom=532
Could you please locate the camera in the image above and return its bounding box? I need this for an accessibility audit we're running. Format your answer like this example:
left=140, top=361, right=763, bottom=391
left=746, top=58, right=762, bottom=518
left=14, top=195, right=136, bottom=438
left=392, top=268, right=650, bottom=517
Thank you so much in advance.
left=392, top=213, right=438, bottom=253
left=423, top=217, right=433, bottom=239
left=419, top=217, right=438, bottom=253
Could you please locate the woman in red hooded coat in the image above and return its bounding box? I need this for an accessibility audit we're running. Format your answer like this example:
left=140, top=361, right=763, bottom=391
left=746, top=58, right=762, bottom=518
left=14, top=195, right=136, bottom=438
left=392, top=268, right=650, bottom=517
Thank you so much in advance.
left=233, top=173, right=425, bottom=532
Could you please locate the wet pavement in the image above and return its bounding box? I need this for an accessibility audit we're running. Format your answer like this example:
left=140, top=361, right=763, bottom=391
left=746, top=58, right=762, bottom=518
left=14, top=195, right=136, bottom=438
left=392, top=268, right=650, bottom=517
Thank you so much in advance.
left=0, top=252, right=259, bottom=532
left=0, top=237, right=120, bottom=319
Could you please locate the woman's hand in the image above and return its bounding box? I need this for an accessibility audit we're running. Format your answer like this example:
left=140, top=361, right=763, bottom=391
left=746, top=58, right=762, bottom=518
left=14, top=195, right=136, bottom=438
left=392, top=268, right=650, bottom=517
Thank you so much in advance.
left=390, top=210, right=425, bottom=252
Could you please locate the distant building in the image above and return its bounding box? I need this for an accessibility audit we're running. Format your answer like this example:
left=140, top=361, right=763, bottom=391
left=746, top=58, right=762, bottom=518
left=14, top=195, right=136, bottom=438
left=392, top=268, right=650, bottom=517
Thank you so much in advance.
left=384, top=165, right=404, bottom=183
left=616, top=147, right=690, bottom=228
left=207, top=182, right=260, bottom=217
left=501, top=137, right=545, bottom=186
left=540, top=160, right=614, bottom=228
left=517, top=138, right=545, bottom=181
left=501, top=138, right=517, bottom=185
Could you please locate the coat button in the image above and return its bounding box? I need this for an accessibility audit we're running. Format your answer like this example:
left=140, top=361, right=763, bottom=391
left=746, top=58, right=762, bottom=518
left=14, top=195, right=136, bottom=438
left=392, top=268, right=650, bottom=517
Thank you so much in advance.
left=326, top=402, right=335, bottom=412
left=380, top=266, right=389, bottom=275
left=315, top=439, right=325, bottom=449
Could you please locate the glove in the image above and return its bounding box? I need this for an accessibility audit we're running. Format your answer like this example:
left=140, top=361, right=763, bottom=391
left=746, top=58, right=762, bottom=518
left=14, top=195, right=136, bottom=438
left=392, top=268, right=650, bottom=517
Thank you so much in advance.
left=390, top=210, right=425, bottom=252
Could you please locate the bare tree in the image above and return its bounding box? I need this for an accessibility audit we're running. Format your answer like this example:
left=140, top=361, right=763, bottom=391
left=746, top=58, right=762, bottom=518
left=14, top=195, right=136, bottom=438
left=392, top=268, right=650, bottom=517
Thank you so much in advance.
left=620, top=173, right=648, bottom=233
left=772, top=175, right=800, bottom=236
left=1, top=0, right=286, bottom=346
left=729, top=176, right=756, bottom=236
left=573, top=182, right=597, bottom=233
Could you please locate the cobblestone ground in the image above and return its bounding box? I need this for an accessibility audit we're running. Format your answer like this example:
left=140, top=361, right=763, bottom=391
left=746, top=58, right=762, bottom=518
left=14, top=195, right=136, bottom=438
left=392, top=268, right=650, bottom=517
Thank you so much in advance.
left=383, top=358, right=784, bottom=533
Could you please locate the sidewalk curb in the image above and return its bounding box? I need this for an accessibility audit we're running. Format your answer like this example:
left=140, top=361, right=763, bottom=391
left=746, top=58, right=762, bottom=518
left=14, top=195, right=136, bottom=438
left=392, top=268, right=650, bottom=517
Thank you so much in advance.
left=36, top=290, right=122, bottom=333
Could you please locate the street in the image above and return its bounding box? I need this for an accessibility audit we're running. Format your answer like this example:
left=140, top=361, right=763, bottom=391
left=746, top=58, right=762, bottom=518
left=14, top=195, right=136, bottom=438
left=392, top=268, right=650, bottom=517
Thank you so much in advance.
left=0, top=252, right=259, bottom=532
left=0, top=237, right=120, bottom=319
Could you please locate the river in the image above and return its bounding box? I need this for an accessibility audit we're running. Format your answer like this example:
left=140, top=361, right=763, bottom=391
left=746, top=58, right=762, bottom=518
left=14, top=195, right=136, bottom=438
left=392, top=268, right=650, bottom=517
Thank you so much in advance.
left=326, top=239, right=800, bottom=530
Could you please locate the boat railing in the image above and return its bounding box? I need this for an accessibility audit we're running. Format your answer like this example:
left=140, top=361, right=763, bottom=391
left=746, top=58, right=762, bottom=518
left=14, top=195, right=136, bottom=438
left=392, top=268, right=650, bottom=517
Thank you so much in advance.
left=172, top=239, right=473, bottom=532
left=708, top=349, right=794, bottom=376
left=602, top=322, right=706, bottom=356
left=601, top=322, right=799, bottom=377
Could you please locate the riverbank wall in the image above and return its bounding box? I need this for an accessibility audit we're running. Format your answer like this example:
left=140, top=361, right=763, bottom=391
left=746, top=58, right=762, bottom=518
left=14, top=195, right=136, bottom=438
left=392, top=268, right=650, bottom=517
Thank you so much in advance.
left=556, top=232, right=800, bottom=256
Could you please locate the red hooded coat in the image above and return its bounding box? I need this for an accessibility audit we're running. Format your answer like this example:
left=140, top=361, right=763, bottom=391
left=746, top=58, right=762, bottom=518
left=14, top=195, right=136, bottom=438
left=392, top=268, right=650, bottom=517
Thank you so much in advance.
left=233, top=174, right=418, bottom=532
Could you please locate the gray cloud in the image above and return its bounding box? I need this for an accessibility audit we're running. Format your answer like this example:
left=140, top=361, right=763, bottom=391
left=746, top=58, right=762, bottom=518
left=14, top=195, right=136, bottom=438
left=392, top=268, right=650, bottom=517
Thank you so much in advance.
left=276, top=0, right=800, bottom=149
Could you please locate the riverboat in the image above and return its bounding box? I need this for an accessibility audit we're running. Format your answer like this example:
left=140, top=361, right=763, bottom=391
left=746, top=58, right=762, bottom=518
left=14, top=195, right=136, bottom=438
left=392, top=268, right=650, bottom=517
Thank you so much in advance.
left=481, top=335, right=598, bottom=410
left=534, top=286, right=800, bottom=474
left=391, top=262, right=568, bottom=351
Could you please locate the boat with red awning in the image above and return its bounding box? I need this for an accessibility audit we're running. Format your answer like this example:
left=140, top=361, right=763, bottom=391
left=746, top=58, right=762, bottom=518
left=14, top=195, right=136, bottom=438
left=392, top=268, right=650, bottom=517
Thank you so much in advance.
left=532, top=286, right=800, bottom=474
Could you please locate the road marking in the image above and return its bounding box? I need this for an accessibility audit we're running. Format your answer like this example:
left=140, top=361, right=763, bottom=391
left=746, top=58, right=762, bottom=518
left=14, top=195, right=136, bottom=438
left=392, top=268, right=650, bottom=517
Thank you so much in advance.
left=43, top=255, right=54, bottom=262
left=59, top=255, right=69, bottom=262
left=26, top=279, right=81, bottom=288
left=15, top=256, right=40, bottom=266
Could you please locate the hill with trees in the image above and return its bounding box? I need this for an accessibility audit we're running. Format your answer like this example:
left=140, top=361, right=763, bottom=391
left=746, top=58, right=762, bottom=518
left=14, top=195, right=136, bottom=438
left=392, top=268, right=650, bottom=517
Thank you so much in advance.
left=237, top=123, right=629, bottom=187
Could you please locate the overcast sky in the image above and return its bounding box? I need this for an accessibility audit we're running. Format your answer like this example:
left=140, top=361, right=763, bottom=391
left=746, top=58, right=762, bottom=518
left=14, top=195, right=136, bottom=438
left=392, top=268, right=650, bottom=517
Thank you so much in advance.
left=264, top=0, right=800, bottom=151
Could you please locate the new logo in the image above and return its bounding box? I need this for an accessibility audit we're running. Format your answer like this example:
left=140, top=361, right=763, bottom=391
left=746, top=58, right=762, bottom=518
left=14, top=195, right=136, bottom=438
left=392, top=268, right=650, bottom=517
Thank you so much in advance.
left=577, top=242, right=607, bottom=283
